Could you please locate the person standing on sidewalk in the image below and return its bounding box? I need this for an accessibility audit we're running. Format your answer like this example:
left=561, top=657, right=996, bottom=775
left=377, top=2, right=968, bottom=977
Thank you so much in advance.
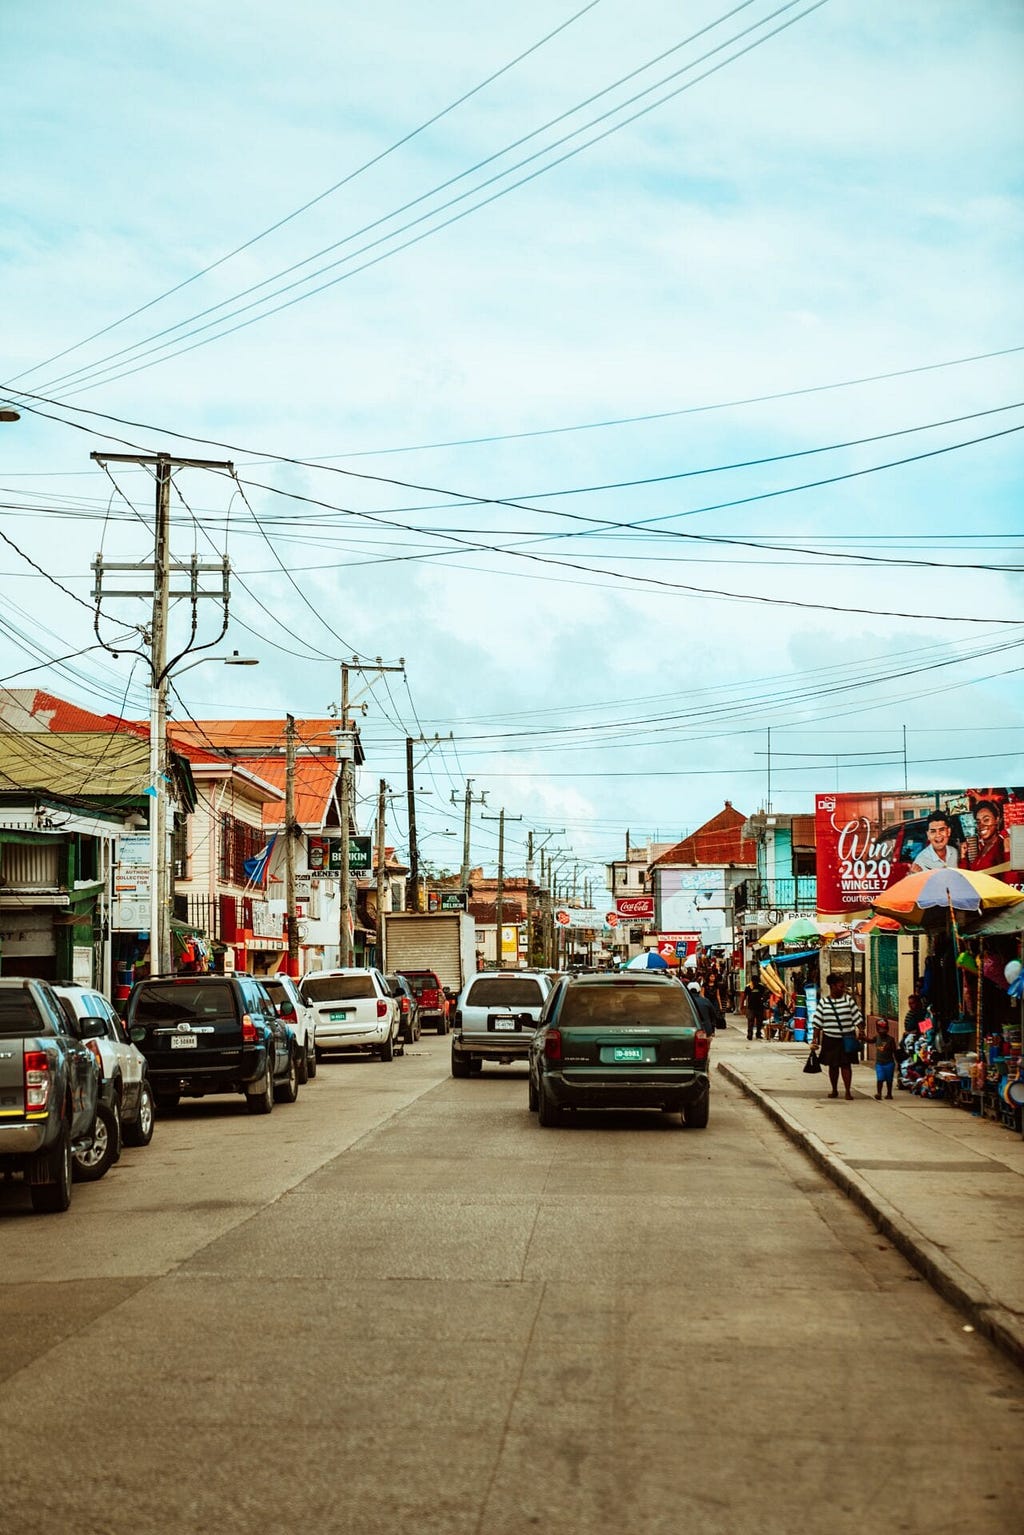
left=873, top=1019, right=898, bottom=1099
left=813, top=972, right=864, bottom=1099
left=740, top=975, right=769, bottom=1040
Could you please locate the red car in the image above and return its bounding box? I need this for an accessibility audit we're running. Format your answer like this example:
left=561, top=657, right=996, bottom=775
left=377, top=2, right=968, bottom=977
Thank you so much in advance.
left=396, top=970, right=450, bottom=1035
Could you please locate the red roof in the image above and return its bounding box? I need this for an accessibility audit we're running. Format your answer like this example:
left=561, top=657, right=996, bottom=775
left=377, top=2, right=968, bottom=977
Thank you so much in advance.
left=650, top=802, right=756, bottom=868
left=172, top=719, right=343, bottom=752
left=248, top=755, right=341, bottom=829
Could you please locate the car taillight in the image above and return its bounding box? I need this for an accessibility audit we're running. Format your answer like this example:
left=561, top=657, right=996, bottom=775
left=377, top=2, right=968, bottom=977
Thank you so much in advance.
left=241, top=1013, right=257, bottom=1042
left=85, top=1039, right=104, bottom=1076
left=377, top=1000, right=387, bottom=1018
left=694, top=1029, right=710, bottom=1061
left=453, top=1010, right=462, bottom=1030
left=543, top=1029, right=562, bottom=1062
left=400, top=997, right=409, bottom=1014
left=24, top=1050, right=51, bottom=1114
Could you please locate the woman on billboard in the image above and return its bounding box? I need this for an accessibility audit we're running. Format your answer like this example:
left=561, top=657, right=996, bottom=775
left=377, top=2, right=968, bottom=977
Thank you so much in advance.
left=962, top=799, right=1009, bottom=872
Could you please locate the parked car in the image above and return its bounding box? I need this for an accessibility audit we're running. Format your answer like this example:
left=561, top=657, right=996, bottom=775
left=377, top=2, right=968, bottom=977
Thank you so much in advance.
left=528, top=971, right=710, bottom=1129
left=395, top=969, right=450, bottom=1034
left=450, top=971, right=552, bottom=1077
left=0, top=976, right=101, bottom=1211
left=53, top=984, right=155, bottom=1159
left=385, top=973, right=421, bottom=1044
left=261, top=973, right=317, bottom=1082
left=299, top=968, right=404, bottom=1061
left=123, top=972, right=300, bottom=1115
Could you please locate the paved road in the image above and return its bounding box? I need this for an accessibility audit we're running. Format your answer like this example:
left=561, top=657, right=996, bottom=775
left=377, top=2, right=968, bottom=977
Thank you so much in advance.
left=2, top=1033, right=1021, bottom=1534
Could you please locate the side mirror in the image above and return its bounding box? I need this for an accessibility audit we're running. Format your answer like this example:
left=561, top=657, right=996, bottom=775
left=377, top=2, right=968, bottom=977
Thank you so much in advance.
left=78, top=1020, right=105, bottom=1040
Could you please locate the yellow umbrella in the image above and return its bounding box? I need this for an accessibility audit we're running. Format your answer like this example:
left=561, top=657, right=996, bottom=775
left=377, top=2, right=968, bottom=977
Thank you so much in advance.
left=756, top=915, right=845, bottom=947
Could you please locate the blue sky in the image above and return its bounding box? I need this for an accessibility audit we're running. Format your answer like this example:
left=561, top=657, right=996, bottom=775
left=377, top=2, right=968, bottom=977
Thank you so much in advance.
left=1, top=0, right=1022, bottom=882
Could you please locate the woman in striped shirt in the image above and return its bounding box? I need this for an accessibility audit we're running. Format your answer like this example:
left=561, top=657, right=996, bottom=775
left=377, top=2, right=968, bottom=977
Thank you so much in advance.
left=812, top=972, right=864, bottom=1099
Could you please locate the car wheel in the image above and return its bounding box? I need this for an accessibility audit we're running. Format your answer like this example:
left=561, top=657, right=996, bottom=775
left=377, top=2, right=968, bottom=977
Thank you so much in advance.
left=72, top=1100, right=120, bottom=1182
left=469, top=1057, right=483, bottom=1074
left=437, top=1014, right=449, bottom=1035
left=450, top=1045, right=470, bottom=1078
left=246, top=1064, right=275, bottom=1115
left=296, top=1042, right=309, bottom=1085
left=274, top=1048, right=300, bottom=1104
left=314, top=1045, right=325, bottom=1064
left=528, top=1072, right=539, bottom=1112
left=379, top=1031, right=395, bottom=1063
left=30, top=1120, right=72, bottom=1213
left=153, top=1090, right=180, bottom=1115
left=123, top=1079, right=155, bottom=1147
left=537, top=1079, right=561, bottom=1127
left=683, top=1094, right=710, bottom=1129
left=306, top=1041, right=318, bottom=1079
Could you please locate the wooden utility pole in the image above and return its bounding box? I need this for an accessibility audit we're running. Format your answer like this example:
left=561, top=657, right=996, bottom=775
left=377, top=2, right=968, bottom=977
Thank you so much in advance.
left=405, top=738, right=418, bottom=910
left=452, top=778, right=487, bottom=892
left=90, top=449, right=232, bottom=978
left=375, top=778, right=387, bottom=970
left=285, top=715, right=299, bottom=977
left=339, top=666, right=352, bottom=966
left=482, top=807, right=521, bottom=968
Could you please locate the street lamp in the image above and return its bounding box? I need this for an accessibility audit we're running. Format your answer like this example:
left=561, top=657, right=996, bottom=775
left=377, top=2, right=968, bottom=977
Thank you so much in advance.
left=149, top=650, right=259, bottom=975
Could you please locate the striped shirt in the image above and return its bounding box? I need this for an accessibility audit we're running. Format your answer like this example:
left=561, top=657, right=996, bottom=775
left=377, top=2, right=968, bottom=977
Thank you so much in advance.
left=814, top=993, right=863, bottom=1040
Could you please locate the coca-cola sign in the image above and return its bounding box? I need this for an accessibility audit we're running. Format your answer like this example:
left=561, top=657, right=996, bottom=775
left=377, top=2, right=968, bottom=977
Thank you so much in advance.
left=616, top=896, right=654, bottom=919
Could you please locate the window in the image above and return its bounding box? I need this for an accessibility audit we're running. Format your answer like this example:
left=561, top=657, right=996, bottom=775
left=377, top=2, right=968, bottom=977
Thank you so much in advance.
left=219, top=813, right=265, bottom=885
left=172, top=815, right=190, bottom=879
left=301, top=975, right=376, bottom=1002
left=465, top=977, right=544, bottom=1007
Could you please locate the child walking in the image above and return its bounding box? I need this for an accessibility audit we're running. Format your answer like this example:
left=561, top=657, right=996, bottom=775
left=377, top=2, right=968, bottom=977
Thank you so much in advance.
left=873, top=1020, right=898, bottom=1100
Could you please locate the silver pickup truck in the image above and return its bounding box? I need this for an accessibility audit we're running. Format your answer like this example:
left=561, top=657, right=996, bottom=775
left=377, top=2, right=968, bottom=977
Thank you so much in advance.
left=0, top=976, right=101, bottom=1213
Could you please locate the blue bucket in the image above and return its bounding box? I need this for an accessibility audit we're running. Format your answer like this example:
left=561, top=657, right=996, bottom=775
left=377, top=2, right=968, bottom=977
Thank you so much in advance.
left=792, top=1028, right=807, bottom=1042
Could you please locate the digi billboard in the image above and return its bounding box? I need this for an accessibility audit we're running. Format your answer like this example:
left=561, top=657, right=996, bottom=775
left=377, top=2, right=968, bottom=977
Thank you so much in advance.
left=814, top=787, right=1024, bottom=915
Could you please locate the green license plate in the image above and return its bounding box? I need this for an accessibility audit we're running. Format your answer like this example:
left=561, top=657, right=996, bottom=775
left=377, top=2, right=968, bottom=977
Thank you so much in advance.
left=329, top=1010, right=349, bottom=1021
left=613, top=1046, right=645, bottom=1062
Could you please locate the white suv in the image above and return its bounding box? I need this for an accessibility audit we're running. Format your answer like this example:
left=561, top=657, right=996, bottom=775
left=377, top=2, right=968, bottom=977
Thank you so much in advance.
left=53, top=984, right=155, bottom=1149
left=261, top=973, right=317, bottom=1082
left=299, top=968, right=404, bottom=1062
left=451, top=971, right=551, bottom=1076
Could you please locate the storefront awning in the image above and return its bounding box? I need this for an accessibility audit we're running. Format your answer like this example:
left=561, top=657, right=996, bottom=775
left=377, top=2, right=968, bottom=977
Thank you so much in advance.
left=768, top=949, right=821, bottom=968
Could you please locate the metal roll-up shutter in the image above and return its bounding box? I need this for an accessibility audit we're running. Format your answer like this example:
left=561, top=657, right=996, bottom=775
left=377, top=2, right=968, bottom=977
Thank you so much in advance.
left=385, top=916, right=461, bottom=990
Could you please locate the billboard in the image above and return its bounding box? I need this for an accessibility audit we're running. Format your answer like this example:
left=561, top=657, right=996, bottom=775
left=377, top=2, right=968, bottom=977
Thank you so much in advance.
left=307, top=835, right=372, bottom=874
left=615, top=895, right=654, bottom=920
left=815, top=787, right=1024, bottom=914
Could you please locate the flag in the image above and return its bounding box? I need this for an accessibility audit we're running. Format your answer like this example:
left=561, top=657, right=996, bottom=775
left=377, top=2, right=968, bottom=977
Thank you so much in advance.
left=243, top=834, right=277, bottom=889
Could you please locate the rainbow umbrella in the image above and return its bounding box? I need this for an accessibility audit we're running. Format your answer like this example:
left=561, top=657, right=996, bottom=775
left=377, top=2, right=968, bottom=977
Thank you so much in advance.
left=872, top=866, right=1024, bottom=927
left=756, top=915, right=846, bottom=947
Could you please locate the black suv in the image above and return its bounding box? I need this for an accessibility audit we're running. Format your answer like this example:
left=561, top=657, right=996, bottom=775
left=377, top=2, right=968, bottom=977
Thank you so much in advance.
left=124, top=973, right=299, bottom=1115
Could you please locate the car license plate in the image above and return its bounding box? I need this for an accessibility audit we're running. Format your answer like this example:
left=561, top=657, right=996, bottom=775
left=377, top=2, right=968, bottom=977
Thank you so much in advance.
left=170, top=1035, right=198, bottom=1049
left=613, top=1046, right=645, bottom=1061
left=493, top=1016, right=517, bottom=1031
left=329, top=1010, right=350, bottom=1021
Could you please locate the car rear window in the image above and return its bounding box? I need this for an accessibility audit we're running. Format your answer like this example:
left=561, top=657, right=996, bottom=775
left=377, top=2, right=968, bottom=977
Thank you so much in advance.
left=262, top=980, right=291, bottom=1007
left=400, top=973, right=439, bottom=995
left=558, top=982, right=693, bottom=1028
left=131, top=981, right=238, bottom=1024
left=465, top=977, right=544, bottom=1007
left=0, top=988, right=56, bottom=1037
left=300, top=975, right=375, bottom=1003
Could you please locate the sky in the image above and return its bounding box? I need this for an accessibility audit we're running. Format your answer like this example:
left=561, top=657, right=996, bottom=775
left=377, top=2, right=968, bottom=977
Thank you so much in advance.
left=1, top=0, right=1022, bottom=888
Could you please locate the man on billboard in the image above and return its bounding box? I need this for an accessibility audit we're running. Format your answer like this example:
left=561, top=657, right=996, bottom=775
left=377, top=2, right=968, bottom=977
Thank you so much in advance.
left=910, top=811, right=959, bottom=873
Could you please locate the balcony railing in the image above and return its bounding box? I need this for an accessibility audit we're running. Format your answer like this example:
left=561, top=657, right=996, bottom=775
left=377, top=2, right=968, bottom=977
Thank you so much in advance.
left=733, top=876, right=817, bottom=914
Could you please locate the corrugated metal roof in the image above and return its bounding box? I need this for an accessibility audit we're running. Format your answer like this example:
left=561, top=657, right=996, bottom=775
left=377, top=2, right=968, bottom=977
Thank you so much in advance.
left=252, top=755, right=340, bottom=828
left=651, top=802, right=756, bottom=868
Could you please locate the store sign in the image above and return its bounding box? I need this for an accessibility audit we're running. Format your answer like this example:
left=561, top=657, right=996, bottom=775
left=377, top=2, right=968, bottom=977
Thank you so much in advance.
left=554, top=907, right=615, bottom=930
left=655, top=931, right=700, bottom=960
left=251, top=901, right=284, bottom=940
left=429, top=890, right=468, bottom=911
left=815, top=787, right=1024, bottom=914
left=113, top=831, right=152, bottom=931
left=616, top=895, right=654, bottom=920
left=307, top=835, right=373, bottom=874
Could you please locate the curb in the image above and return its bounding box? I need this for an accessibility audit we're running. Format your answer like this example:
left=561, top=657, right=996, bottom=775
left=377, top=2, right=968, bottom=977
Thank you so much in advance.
left=717, top=1059, right=1024, bottom=1373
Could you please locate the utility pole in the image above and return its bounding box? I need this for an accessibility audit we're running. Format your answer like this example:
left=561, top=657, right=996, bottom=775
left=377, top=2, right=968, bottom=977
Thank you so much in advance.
left=482, top=808, right=522, bottom=967
left=526, top=827, right=563, bottom=968
left=451, top=778, right=487, bottom=892
left=335, top=657, right=404, bottom=963
left=90, top=450, right=232, bottom=978
left=285, top=715, right=299, bottom=977
left=405, top=738, right=418, bottom=911
left=375, top=778, right=388, bottom=970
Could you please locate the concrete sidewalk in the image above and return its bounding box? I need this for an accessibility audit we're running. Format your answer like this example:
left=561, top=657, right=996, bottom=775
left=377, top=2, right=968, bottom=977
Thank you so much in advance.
left=714, top=1019, right=1024, bottom=1370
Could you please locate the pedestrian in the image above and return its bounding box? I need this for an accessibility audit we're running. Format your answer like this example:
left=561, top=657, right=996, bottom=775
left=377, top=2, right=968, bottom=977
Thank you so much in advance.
left=903, top=992, right=928, bottom=1032
left=873, top=1020, right=898, bottom=1100
left=740, top=974, right=769, bottom=1040
left=812, top=971, right=864, bottom=1100
left=687, top=980, right=724, bottom=1032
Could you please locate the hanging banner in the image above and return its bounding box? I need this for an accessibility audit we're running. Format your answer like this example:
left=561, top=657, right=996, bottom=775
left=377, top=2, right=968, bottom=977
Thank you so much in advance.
left=815, top=787, right=1024, bottom=914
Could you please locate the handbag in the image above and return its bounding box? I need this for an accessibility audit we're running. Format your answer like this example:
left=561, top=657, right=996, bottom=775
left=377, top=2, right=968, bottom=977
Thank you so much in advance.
left=803, top=1049, right=822, bottom=1074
